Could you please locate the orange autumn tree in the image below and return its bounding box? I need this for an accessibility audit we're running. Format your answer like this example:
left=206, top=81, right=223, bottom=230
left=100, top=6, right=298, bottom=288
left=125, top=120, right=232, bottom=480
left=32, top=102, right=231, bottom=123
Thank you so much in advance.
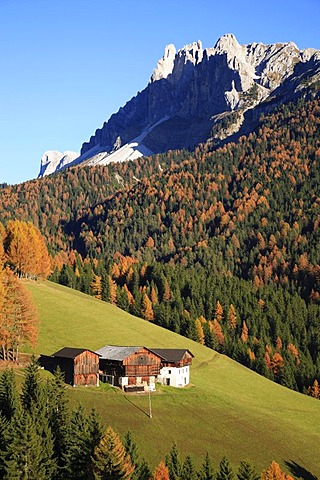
left=5, top=220, right=51, bottom=279
left=195, top=317, right=205, bottom=345
left=91, top=426, right=135, bottom=479
left=261, top=461, right=294, bottom=480
left=142, top=292, right=154, bottom=321
left=1, top=267, right=38, bottom=362
left=227, top=304, right=237, bottom=331
left=308, top=379, right=320, bottom=399
left=153, top=461, right=170, bottom=480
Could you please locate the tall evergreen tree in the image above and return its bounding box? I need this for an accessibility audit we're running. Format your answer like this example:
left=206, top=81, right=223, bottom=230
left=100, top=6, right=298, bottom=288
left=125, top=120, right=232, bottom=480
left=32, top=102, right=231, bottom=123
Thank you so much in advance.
left=123, top=430, right=151, bottom=480
left=21, top=356, right=42, bottom=413
left=199, top=452, right=215, bottom=480
left=4, top=411, right=48, bottom=480
left=91, top=425, right=135, bottom=480
left=63, top=404, right=94, bottom=480
left=47, top=367, right=70, bottom=480
left=237, top=460, right=259, bottom=480
left=216, top=456, right=235, bottom=480
left=165, top=442, right=181, bottom=480
left=0, top=368, right=20, bottom=421
left=0, top=413, right=9, bottom=479
left=181, top=454, right=197, bottom=480
left=87, top=408, right=104, bottom=459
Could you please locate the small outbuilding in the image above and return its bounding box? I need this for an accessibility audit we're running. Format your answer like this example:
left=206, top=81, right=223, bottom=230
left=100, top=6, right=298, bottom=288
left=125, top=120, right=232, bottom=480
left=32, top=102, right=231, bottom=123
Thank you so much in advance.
left=40, top=347, right=100, bottom=387
left=96, top=345, right=162, bottom=392
left=150, top=349, right=194, bottom=388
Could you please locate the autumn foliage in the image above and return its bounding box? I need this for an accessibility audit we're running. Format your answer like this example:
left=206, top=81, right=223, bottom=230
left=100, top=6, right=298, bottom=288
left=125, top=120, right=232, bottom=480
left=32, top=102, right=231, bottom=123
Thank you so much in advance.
left=261, top=461, right=294, bottom=480
left=1, top=97, right=320, bottom=392
left=0, top=221, right=48, bottom=361
left=5, top=220, right=51, bottom=279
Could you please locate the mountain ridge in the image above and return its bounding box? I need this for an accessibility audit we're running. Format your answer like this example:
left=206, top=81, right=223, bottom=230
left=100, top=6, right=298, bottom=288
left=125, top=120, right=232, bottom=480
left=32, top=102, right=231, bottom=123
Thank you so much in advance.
left=38, top=33, right=320, bottom=177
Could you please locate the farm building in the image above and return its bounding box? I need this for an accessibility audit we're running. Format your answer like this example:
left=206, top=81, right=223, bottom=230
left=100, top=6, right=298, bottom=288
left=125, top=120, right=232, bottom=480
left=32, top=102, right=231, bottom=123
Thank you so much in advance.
left=96, top=345, right=194, bottom=390
left=39, top=347, right=100, bottom=387
left=150, top=349, right=194, bottom=388
left=96, top=345, right=162, bottom=392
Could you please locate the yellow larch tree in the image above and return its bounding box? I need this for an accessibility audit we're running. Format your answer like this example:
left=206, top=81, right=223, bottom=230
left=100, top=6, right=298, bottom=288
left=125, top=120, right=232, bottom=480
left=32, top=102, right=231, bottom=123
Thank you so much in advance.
left=153, top=461, right=170, bottom=480
left=261, top=461, right=294, bottom=480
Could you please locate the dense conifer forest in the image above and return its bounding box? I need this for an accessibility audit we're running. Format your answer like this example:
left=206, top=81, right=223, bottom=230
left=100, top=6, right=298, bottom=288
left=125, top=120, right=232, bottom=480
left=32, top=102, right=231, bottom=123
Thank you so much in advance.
left=0, top=360, right=297, bottom=479
left=0, top=96, right=320, bottom=395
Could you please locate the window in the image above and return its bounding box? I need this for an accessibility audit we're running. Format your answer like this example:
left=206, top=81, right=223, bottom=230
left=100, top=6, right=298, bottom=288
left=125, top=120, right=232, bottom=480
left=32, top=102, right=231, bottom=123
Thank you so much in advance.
left=168, top=370, right=171, bottom=374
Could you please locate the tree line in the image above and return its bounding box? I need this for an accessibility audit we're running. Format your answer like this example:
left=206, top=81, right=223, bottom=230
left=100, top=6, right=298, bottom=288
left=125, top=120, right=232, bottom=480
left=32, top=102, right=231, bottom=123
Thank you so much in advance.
left=0, top=360, right=296, bottom=479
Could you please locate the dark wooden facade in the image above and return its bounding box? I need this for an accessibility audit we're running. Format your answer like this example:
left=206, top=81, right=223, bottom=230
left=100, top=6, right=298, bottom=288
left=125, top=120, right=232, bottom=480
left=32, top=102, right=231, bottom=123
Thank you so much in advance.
left=150, top=349, right=194, bottom=367
left=40, top=347, right=99, bottom=387
left=97, top=346, right=162, bottom=388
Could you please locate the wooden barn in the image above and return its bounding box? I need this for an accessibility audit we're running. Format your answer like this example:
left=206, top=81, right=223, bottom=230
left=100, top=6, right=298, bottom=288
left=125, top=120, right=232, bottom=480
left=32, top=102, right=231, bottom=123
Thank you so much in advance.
left=150, top=349, right=194, bottom=388
left=40, top=347, right=100, bottom=387
left=96, top=345, right=162, bottom=392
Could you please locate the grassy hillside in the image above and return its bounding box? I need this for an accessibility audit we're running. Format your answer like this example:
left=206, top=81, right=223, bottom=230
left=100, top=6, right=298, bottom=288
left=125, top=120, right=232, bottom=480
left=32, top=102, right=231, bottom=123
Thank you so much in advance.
left=26, top=280, right=320, bottom=477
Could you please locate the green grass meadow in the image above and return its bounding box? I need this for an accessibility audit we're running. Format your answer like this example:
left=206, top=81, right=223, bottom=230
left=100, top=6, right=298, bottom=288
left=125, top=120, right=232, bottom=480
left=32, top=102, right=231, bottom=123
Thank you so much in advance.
left=25, top=280, right=320, bottom=476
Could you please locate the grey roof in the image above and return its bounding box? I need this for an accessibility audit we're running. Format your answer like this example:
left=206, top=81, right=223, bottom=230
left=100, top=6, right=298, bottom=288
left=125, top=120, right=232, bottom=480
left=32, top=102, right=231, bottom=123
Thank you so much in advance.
left=95, top=345, right=144, bottom=361
left=52, top=347, right=99, bottom=359
left=149, top=349, right=194, bottom=363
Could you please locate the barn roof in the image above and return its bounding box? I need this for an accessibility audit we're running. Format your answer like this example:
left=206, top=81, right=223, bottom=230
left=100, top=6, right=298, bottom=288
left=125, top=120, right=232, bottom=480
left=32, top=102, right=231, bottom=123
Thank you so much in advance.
left=96, top=345, right=145, bottom=361
left=149, top=349, right=194, bottom=363
left=52, top=347, right=99, bottom=359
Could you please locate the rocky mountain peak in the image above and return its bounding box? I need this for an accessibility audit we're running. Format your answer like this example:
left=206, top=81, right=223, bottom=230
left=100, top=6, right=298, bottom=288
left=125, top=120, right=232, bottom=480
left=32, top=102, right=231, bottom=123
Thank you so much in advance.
left=38, top=34, right=320, bottom=177
left=151, top=44, right=176, bottom=82
left=213, top=33, right=242, bottom=55
left=151, top=40, right=203, bottom=84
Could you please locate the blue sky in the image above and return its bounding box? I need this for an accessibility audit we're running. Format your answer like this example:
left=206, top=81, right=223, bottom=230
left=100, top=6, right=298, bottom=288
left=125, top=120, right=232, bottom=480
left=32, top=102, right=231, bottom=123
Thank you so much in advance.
left=1, top=0, right=319, bottom=185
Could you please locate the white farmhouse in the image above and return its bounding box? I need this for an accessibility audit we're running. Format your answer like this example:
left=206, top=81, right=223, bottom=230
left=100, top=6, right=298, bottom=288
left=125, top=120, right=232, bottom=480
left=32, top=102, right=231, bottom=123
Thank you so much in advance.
left=150, top=349, right=194, bottom=388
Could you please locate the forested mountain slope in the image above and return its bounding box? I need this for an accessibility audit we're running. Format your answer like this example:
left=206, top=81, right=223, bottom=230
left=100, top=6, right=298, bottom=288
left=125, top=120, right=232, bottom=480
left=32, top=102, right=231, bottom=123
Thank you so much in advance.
left=1, top=96, right=320, bottom=394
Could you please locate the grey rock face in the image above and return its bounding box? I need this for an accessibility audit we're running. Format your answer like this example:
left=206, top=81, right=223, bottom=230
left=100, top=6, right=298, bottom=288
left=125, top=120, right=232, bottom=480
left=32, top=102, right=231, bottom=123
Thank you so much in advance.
left=38, top=150, right=79, bottom=177
left=80, top=34, right=320, bottom=159
left=39, top=34, right=320, bottom=176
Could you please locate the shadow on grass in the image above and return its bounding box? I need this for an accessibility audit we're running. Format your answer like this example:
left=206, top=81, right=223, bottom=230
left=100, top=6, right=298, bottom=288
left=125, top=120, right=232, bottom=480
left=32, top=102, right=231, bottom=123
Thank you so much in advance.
left=284, top=460, right=318, bottom=480
left=123, top=394, right=151, bottom=418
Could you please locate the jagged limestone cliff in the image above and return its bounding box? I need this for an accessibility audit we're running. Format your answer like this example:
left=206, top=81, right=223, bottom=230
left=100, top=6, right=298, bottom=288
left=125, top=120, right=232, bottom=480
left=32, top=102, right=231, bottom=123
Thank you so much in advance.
left=39, top=34, right=320, bottom=177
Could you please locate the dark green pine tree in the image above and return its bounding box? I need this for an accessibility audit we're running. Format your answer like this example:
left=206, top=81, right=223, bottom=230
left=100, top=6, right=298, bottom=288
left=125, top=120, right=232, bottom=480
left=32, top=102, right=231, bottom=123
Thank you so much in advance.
left=19, top=356, right=56, bottom=477
left=237, top=460, right=259, bottom=480
left=62, top=405, right=102, bottom=480
left=62, top=404, right=92, bottom=480
left=199, top=452, right=215, bottom=480
left=47, top=367, right=70, bottom=480
left=21, top=355, right=42, bottom=413
left=31, top=401, right=57, bottom=479
left=0, top=413, right=10, bottom=479
left=4, top=411, right=48, bottom=480
left=116, top=286, right=131, bottom=312
left=136, top=459, right=152, bottom=480
left=101, top=271, right=111, bottom=302
left=0, top=368, right=20, bottom=421
left=165, top=442, right=182, bottom=480
left=123, top=430, right=151, bottom=480
left=216, top=456, right=235, bottom=480
left=87, top=408, right=104, bottom=457
left=181, top=454, right=197, bottom=480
